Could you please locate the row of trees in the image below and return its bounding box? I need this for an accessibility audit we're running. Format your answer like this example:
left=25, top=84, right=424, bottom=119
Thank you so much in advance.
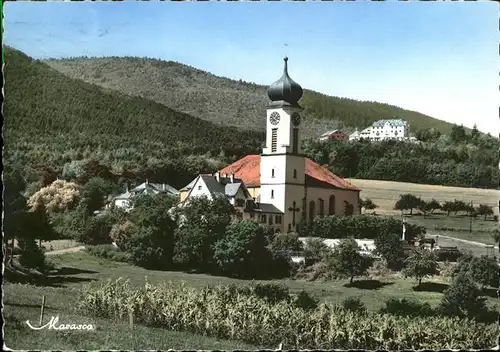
left=303, top=129, right=499, bottom=189
left=394, top=193, right=495, bottom=219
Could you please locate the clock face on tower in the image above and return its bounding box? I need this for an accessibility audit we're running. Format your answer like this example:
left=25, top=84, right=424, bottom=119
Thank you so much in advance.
left=269, top=112, right=281, bottom=125
left=291, top=112, right=301, bottom=126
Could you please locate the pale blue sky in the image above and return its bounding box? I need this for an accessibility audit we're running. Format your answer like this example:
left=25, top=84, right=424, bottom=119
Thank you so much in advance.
left=4, top=1, right=499, bottom=134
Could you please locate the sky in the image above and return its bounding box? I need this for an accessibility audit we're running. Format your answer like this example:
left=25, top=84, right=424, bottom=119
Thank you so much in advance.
left=4, top=1, right=499, bottom=135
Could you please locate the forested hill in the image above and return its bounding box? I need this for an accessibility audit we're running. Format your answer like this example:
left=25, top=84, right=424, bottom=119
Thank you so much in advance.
left=44, top=56, right=455, bottom=137
left=4, top=47, right=263, bottom=189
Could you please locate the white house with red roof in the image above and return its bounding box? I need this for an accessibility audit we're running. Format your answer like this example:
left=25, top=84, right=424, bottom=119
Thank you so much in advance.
left=180, top=57, right=361, bottom=233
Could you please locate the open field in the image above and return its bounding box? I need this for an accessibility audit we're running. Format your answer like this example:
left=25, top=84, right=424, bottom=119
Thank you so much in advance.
left=5, top=251, right=499, bottom=350
left=350, top=179, right=499, bottom=215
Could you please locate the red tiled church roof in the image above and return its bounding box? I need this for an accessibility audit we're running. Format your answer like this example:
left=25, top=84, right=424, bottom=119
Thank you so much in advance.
left=219, top=155, right=360, bottom=191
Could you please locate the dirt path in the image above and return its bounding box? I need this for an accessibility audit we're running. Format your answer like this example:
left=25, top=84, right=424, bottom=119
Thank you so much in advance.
left=45, top=246, right=86, bottom=256
left=428, top=233, right=498, bottom=250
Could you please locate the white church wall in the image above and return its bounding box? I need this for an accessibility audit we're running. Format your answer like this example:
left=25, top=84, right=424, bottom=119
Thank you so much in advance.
left=305, top=187, right=361, bottom=217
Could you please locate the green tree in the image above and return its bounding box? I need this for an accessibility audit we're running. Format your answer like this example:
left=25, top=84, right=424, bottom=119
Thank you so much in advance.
left=426, top=199, right=441, bottom=214
left=450, top=124, right=468, bottom=144
left=125, top=194, right=178, bottom=268
left=470, top=255, right=498, bottom=290
left=173, top=195, right=235, bottom=270
left=394, top=194, right=422, bottom=215
left=4, top=168, right=29, bottom=264
left=330, top=237, right=374, bottom=284
left=441, top=271, right=487, bottom=318
left=441, top=201, right=454, bottom=217
left=213, top=220, right=274, bottom=278
left=80, top=177, right=118, bottom=215
left=374, top=232, right=404, bottom=270
left=475, top=204, right=493, bottom=221
left=360, top=198, right=377, bottom=213
left=403, top=247, right=439, bottom=286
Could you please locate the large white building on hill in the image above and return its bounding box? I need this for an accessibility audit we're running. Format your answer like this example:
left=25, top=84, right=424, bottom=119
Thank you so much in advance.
left=349, top=119, right=412, bottom=142
left=180, top=57, right=361, bottom=233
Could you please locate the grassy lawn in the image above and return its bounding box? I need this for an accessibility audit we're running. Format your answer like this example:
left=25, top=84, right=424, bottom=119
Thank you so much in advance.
left=5, top=251, right=499, bottom=349
left=351, top=178, right=499, bottom=216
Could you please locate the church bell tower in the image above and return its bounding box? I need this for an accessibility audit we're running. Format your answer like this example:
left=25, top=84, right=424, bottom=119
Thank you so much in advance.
left=260, top=57, right=306, bottom=233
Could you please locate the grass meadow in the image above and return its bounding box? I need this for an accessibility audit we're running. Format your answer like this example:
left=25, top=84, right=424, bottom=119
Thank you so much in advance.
left=5, top=251, right=500, bottom=350
left=350, top=178, right=499, bottom=216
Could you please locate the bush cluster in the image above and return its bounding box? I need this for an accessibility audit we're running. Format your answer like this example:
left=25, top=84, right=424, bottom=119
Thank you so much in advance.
left=302, top=215, right=425, bottom=241
left=85, top=244, right=131, bottom=263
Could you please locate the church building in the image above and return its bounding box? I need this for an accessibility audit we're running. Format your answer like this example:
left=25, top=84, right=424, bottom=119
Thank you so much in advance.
left=180, top=57, right=361, bottom=233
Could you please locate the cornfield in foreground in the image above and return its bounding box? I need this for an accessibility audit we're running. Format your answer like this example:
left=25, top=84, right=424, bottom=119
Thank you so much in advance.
left=78, top=278, right=497, bottom=349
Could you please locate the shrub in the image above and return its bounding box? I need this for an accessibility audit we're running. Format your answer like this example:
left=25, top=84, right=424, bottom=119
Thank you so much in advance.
left=291, top=290, right=319, bottom=310
left=367, top=259, right=394, bottom=279
left=380, top=298, right=435, bottom=317
left=270, top=232, right=303, bottom=252
left=86, top=244, right=131, bottom=263
left=213, top=220, right=275, bottom=278
left=302, top=215, right=425, bottom=242
left=252, top=283, right=290, bottom=304
left=440, top=271, right=488, bottom=319
left=109, top=220, right=136, bottom=250
left=303, top=238, right=330, bottom=266
left=341, top=297, right=366, bottom=314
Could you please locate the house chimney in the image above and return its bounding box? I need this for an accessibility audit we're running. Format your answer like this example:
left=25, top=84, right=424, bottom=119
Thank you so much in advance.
left=163, top=184, right=166, bottom=191
left=126, top=184, right=129, bottom=193
left=230, top=173, right=234, bottom=183
left=214, top=171, right=220, bottom=182
left=146, top=178, right=149, bottom=185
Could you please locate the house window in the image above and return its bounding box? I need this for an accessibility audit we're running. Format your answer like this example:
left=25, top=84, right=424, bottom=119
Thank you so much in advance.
left=260, top=214, right=267, bottom=224
left=319, top=198, right=324, bottom=217
left=271, top=190, right=274, bottom=199
left=292, top=128, right=299, bottom=154
left=236, top=199, right=245, bottom=207
left=271, top=128, right=278, bottom=152
left=309, top=201, right=316, bottom=223
left=268, top=216, right=273, bottom=225
left=198, top=185, right=202, bottom=191
left=272, top=169, right=275, bottom=178
left=293, top=169, right=297, bottom=179
left=329, top=195, right=336, bottom=215
left=275, top=215, right=282, bottom=224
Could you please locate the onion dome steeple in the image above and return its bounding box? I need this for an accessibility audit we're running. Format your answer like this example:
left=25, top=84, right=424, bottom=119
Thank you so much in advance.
left=267, top=57, right=303, bottom=107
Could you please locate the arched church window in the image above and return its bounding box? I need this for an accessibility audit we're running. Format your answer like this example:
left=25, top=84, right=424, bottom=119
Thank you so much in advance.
left=319, top=198, right=324, bottom=217
left=293, top=169, right=297, bottom=179
left=309, top=200, right=316, bottom=223
left=329, top=195, right=336, bottom=215
left=272, top=169, right=275, bottom=178
left=271, top=190, right=274, bottom=199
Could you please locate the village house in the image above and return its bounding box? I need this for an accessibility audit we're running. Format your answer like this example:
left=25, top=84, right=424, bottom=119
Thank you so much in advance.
left=110, top=179, right=179, bottom=212
left=319, top=129, right=347, bottom=142
left=349, top=119, right=410, bottom=142
left=180, top=57, right=361, bottom=233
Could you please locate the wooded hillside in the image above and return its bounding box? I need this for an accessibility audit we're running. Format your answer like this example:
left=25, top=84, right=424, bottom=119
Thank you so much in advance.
left=4, top=47, right=263, bottom=189
left=44, top=56, right=456, bottom=137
